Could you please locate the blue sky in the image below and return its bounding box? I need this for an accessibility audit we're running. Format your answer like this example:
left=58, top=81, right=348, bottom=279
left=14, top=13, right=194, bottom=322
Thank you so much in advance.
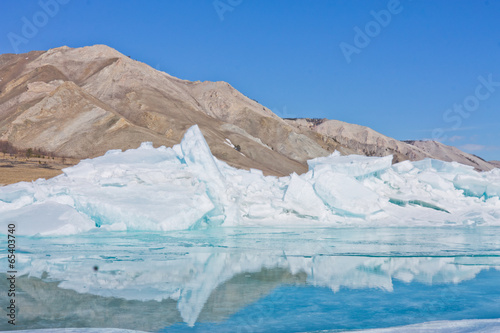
left=1, top=0, right=499, bottom=160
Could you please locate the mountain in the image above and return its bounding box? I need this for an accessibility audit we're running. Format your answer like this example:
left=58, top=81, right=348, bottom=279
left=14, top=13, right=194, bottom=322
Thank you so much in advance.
left=402, top=140, right=495, bottom=171
left=0, top=45, right=496, bottom=177
left=285, top=118, right=497, bottom=171
left=285, top=118, right=432, bottom=163
left=0, top=45, right=353, bottom=176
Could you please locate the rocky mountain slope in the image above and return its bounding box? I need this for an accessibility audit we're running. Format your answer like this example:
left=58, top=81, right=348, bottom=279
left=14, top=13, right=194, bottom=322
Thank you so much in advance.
left=285, top=118, right=432, bottom=163
left=0, top=45, right=496, bottom=176
left=285, top=118, right=497, bottom=171
left=402, top=140, right=495, bottom=171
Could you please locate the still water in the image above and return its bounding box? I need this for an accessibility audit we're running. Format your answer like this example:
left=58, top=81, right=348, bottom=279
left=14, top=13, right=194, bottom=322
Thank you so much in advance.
left=1, top=227, right=500, bottom=332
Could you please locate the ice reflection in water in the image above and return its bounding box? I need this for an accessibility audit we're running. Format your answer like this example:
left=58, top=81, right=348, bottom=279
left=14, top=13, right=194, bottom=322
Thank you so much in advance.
left=1, top=227, right=500, bottom=332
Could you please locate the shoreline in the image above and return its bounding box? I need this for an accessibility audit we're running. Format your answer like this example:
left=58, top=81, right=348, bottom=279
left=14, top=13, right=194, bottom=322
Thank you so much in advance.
left=0, top=154, right=79, bottom=186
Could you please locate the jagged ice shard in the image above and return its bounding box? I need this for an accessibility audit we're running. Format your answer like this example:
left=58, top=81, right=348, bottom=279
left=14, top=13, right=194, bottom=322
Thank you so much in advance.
left=1, top=125, right=500, bottom=236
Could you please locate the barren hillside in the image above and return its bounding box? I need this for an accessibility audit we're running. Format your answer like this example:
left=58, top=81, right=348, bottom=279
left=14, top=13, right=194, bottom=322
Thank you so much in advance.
left=0, top=45, right=350, bottom=176
left=285, top=118, right=497, bottom=171
left=0, top=45, right=496, bottom=179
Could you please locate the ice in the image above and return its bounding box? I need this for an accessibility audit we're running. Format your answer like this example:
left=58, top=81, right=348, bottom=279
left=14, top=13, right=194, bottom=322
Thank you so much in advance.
left=347, top=319, right=500, bottom=333
left=0, top=328, right=146, bottom=333
left=10, top=227, right=500, bottom=327
left=2, top=125, right=499, bottom=330
left=1, top=124, right=500, bottom=236
left=308, top=153, right=393, bottom=179
left=313, top=171, right=384, bottom=216
left=26, top=256, right=487, bottom=326
left=5, top=319, right=500, bottom=333
left=283, top=173, right=327, bottom=218
left=453, top=168, right=500, bottom=199
left=0, top=202, right=94, bottom=236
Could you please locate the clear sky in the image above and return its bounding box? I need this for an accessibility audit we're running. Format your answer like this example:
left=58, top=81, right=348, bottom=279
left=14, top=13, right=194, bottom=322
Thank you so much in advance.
left=1, top=0, right=499, bottom=160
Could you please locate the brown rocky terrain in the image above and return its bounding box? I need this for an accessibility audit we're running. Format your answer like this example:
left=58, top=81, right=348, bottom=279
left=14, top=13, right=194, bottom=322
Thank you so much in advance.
left=0, top=45, right=497, bottom=186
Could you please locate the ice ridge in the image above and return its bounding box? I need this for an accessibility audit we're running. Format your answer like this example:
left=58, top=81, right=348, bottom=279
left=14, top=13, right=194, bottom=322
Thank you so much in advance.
left=1, top=125, right=500, bottom=236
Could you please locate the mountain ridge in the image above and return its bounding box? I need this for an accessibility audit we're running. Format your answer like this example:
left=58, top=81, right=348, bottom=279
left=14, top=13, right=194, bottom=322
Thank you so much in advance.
left=284, top=117, right=496, bottom=171
left=0, top=44, right=497, bottom=177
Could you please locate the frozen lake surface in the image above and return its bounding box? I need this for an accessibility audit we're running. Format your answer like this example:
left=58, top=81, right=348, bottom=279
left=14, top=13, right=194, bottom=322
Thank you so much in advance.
left=1, top=226, right=500, bottom=332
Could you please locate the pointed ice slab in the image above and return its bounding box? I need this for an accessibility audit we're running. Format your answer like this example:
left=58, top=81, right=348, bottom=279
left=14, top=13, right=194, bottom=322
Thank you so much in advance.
left=180, top=125, right=224, bottom=181
left=180, top=124, right=227, bottom=225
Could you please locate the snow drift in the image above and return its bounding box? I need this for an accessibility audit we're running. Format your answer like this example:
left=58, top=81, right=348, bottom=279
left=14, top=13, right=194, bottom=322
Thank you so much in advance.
left=1, top=125, right=500, bottom=236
